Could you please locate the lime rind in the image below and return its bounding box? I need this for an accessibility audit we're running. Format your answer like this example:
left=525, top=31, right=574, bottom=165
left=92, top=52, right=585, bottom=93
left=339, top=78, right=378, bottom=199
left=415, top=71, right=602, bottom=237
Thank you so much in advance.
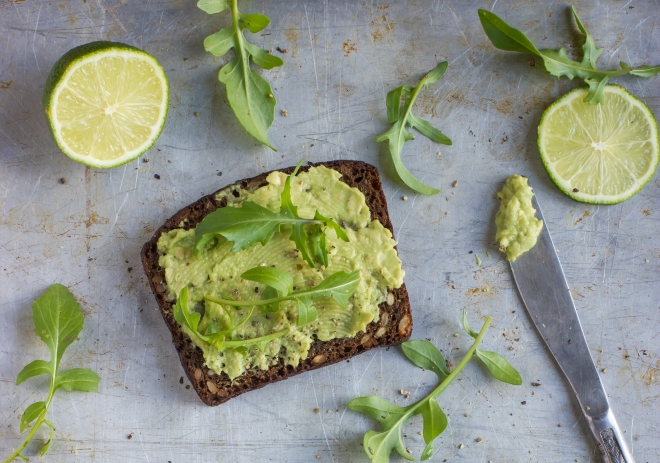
left=43, top=41, right=169, bottom=169
left=537, top=84, right=659, bottom=204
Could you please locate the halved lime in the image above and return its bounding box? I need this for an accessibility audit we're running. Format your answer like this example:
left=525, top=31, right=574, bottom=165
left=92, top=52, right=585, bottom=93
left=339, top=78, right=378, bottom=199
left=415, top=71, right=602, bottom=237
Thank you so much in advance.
left=43, top=41, right=168, bottom=168
left=537, top=85, right=659, bottom=204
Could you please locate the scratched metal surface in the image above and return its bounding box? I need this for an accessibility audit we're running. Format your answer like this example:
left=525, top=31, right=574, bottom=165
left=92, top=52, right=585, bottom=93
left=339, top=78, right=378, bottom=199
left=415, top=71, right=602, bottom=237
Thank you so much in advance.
left=0, top=1, right=658, bottom=462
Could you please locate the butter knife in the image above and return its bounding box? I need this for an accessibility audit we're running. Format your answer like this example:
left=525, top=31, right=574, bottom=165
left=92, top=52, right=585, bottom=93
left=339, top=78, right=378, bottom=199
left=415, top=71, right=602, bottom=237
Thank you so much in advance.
left=509, top=191, right=635, bottom=463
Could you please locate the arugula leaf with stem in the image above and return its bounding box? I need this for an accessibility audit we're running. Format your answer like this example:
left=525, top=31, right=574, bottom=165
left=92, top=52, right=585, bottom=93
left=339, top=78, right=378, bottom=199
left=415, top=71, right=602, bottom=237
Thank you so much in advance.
left=375, top=61, right=452, bottom=195
left=207, top=267, right=361, bottom=326
left=478, top=6, right=660, bottom=105
left=194, top=160, right=349, bottom=268
left=3, top=285, right=100, bottom=463
left=348, top=311, right=521, bottom=462
left=198, top=0, right=283, bottom=149
left=174, top=286, right=286, bottom=351
left=462, top=309, right=522, bottom=385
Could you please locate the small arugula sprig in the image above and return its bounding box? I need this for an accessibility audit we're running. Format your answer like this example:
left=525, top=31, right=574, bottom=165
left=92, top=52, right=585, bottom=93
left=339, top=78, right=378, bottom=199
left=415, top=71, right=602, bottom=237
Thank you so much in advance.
left=478, top=6, right=660, bottom=105
left=174, top=268, right=360, bottom=349
left=348, top=310, right=521, bottom=463
left=375, top=61, right=452, bottom=195
left=211, top=267, right=361, bottom=326
left=174, top=286, right=286, bottom=353
left=198, top=0, right=283, bottom=149
left=3, top=285, right=100, bottom=463
left=194, top=160, right=349, bottom=268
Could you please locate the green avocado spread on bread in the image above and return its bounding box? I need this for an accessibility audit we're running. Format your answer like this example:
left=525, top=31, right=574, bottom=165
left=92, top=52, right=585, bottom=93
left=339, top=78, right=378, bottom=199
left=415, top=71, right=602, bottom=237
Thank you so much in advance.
left=157, top=166, right=404, bottom=379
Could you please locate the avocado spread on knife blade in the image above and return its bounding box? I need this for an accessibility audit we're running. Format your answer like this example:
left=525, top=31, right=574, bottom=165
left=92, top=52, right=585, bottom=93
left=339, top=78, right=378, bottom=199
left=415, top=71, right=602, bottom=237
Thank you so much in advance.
left=495, top=174, right=543, bottom=261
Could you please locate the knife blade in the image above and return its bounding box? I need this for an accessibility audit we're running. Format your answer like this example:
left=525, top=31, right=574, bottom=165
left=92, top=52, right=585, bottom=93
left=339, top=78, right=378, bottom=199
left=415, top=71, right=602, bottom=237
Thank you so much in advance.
left=509, top=191, right=635, bottom=463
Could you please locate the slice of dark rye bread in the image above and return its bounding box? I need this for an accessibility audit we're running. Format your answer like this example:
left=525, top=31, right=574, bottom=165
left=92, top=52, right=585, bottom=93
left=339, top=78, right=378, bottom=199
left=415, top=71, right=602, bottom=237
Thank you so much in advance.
left=141, top=160, right=412, bottom=406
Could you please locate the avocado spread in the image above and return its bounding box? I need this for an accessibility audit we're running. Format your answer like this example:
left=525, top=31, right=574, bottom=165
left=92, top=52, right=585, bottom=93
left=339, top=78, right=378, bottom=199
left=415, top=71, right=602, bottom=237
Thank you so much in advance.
left=157, top=166, right=404, bottom=379
left=495, top=174, right=543, bottom=261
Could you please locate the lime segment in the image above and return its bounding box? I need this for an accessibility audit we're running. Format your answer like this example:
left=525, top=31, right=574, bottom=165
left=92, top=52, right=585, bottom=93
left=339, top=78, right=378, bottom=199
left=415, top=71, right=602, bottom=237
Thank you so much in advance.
left=537, top=85, right=659, bottom=204
left=44, top=41, right=168, bottom=168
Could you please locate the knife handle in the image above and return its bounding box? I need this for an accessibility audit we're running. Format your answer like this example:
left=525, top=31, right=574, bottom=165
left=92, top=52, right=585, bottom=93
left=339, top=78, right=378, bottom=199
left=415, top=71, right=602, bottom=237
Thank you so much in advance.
left=586, top=409, right=635, bottom=463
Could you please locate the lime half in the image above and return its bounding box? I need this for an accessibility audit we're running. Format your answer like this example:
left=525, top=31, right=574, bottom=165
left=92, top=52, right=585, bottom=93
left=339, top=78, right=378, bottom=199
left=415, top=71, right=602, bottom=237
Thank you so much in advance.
left=537, top=85, right=659, bottom=204
left=43, top=41, right=168, bottom=168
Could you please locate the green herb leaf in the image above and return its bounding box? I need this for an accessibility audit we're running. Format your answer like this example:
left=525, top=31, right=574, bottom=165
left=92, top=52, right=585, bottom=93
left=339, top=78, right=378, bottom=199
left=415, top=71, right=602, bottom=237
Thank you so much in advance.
left=260, top=286, right=281, bottom=312
left=204, top=269, right=361, bottom=326
left=347, top=396, right=407, bottom=428
left=308, top=270, right=360, bottom=308
left=295, top=296, right=317, bottom=326
left=173, top=286, right=202, bottom=335
left=475, top=350, right=523, bottom=385
left=385, top=85, right=411, bottom=123
left=32, top=284, right=84, bottom=365
left=420, top=399, right=447, bottom=460
left=200, top=0, right=282, bottom=149
left=197, top=0, right=229, bottom=14
left=477, top=9, right=541, bottom=55
left=363, top=428, right=416, bottom=462
left=375, top=61, right=451, bottom=195
left=350, top=313, right=521, bottom=462
left=39, top=420, right=55, bottom=456
left=16, top=360, right=51, bottom=385
left=241, top=267, right=294, bottom=296
left=5, top=285, right=99, bottom=463
left=194, top=201, right=285, bottom=254
left=174, top=286, right=287, bottom=351
left=478, top=7, right=660, bottom=105
left=54, top=368, right=101, bottom=393
left=628, top=65, right=660, bottom=77
left=401, top=340, right=450, bottom=381
left=39, top=435, right=52, bottom=456
left=194, top=160, right=348, bottom=268
left=407, top=114, right=452, bottom=145
left=19, top=402, right=45, bottom=433
left=462, top=308, right=479, bottom=339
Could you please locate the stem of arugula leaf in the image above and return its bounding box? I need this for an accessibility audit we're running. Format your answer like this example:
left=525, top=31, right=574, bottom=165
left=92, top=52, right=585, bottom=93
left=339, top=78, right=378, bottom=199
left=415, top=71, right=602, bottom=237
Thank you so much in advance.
left=427, top=316, right=492, bottom=399
left=2, top=364, right=58, bottom=463
left=380, top=316, right=493, bottom=431
left=396, top=69, right=432, bottom=139
left=230, top=0, right=250, bottom=102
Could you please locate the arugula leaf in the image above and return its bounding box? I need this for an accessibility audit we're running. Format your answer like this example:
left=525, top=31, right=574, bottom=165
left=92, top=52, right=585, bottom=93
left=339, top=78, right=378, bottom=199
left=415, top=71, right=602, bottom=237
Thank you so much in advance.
left=347, top=396, right=408, bottom=429
left=375, top=62, right=452, bottom=195
left=241, top=267, right=293, bottom=296
left=349, top=312, right=522, bottom=463
left=173, top=286, right=203, bottom=336
left=16, top=360, right=51, bottom=385
left=209, top=268, right=361, bottom=326
left=475, top=350, right=523, bottom=385
left=478, top=6, right=660, bottom=105
left=4, top=284, right=99, bottom=463
left=199, top=0, right=283, bottom=149
left=174, top=285, right=287, bottom=352
left=194, top=160, right=349, bottom=268
left=19, top=402, right=45, bottom=434
left=294, top=297, right=318, bottom=327
left=363, top=428, right=415, bottom=462
left=461, top=308, right=479, bottom=339
left=419, top=400, right=447, bottom=460
left=54, top=368, right=104, bottom=393
left=401, top=340, right=449, bottom=381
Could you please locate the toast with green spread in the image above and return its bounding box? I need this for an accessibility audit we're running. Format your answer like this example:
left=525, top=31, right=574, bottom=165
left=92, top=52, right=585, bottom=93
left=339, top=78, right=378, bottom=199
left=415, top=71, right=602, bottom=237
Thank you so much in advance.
left=141, top=160, right=412, bottom=405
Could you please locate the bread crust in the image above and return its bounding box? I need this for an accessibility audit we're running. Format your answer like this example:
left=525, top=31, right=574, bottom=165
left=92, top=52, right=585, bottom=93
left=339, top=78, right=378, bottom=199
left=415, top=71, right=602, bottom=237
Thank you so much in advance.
left=140, top=161, right=412, bottom=406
